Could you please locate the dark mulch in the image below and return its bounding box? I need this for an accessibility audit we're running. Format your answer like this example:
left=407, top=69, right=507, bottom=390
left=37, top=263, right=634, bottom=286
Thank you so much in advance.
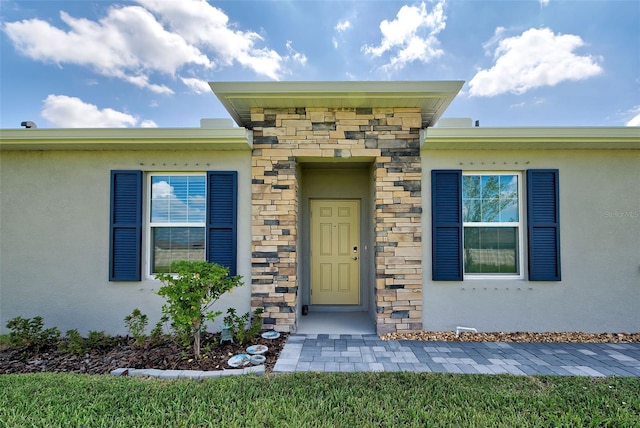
left=0, top=332, right=287, bottom=375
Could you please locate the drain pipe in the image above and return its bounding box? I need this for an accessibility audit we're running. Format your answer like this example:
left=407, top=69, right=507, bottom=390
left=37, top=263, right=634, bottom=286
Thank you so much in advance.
left=456, top=326, right=478, bottom=338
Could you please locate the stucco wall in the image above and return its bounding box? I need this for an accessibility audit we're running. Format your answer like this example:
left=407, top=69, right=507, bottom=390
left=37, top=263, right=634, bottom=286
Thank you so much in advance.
left=0, top=150, right=252, bottom=335
left=421, top=149, right=640, bottom=333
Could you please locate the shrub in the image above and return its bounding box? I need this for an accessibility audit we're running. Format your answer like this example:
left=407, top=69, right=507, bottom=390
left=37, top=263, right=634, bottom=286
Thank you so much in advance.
left=59, top=330, right=115, bottom=354
left=5, top=316, right=60, bottom=351
left=149, top=319, right=166, bottom=347
left=86, top=330, right=115, bottom=350
left=59, top=329, right=85, bottom=354
left=124, top=309, right=148, bottom=347
left=223, top=307, right=265, bottom=345
left=155, top=260, right=243, bottom=357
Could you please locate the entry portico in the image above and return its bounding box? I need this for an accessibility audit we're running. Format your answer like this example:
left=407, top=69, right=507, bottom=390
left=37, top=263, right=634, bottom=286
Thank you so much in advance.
left=211, top=81, right=464, bottom=334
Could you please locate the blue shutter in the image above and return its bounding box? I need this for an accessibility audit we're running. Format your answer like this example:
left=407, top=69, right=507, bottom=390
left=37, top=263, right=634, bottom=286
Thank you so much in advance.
left=527, top=169, right=561, bottom=281
left=431, top=170, right=463, bottom=281
left=207, top=171, right=238, bottom=276
left=109, top=170, right=142, bottom=281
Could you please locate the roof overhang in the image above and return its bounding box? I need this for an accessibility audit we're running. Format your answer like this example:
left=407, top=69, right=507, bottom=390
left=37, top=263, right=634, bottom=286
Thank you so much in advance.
left=422, top=127, right=640, bottom=150
left=210, top=81, right=464, bottom=129
left=0, top=128, right=252, bottom=151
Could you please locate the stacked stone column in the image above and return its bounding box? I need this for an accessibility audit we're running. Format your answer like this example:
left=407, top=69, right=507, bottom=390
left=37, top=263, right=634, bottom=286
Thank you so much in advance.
left=250, top=107, right=423, bottom=334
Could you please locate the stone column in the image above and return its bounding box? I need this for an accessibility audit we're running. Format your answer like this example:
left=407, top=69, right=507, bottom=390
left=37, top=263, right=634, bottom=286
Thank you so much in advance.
left=250, top=107, right=423, bottom=334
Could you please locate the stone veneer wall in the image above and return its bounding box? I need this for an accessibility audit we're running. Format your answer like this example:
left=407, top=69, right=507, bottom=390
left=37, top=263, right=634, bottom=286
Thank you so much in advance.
left=250, top=107, right=422, bottom=335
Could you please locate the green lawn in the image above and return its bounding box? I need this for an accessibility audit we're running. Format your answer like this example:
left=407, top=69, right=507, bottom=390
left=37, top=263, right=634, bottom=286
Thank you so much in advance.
left=1, top=372, right=638, bottom=427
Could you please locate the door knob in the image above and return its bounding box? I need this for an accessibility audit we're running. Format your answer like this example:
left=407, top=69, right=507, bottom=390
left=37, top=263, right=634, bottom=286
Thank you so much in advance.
left=352, top=256, right=358, bottom=260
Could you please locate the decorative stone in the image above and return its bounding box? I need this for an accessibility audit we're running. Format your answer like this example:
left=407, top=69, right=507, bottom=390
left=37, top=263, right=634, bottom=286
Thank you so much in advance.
left=250, top=107, right=423, bottom=334
left=220, top=324, right=234, bottom=344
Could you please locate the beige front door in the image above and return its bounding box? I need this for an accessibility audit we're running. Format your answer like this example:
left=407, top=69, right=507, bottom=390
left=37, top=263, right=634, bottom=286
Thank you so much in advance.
left=310, top=199, right=360, bottom=305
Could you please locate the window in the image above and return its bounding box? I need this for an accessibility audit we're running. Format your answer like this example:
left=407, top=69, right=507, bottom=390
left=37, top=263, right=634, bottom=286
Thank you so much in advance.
left=110, top=170, right=237, bottom=281
left=431, top=169, right=560, bottom=282
left=149, top=174, right=206, bottom=273
left=462, top=173, right=522, bottom=277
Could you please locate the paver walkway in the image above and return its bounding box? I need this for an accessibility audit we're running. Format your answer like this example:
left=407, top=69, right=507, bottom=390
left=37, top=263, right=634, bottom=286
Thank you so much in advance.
left=273, top=334, right=640, bottom=377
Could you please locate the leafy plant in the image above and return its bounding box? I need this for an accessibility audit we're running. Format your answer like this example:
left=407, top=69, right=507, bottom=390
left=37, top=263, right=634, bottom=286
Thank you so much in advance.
left=59, top=330, right=115, bottom=354
left=5, top=316, right=60, bottom=351
left=223, top=307, right=264, bottom=345
left=124, top=308, right=148, bottom=347
left=155, top=260, right=243, bottom=358
left=0, top=335, right=11, bottom=351
left=59, top=329, right=85, bottom=354
left=149, top=318, right=167, bottom=347
left=86, top=330, right=115, bottom=350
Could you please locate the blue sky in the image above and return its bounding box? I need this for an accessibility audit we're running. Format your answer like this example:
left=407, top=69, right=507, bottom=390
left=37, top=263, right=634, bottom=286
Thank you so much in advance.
left=1, top=0, right=639, bottom=128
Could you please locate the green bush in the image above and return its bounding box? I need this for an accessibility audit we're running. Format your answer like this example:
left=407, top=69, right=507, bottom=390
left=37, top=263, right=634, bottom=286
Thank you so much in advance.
left=86, top=330, right=115, bottom=350
left=124, top=308, right=148, bottom=347
left=59, top=329, right=115, bottom=354
left=59, top=329, right=85, bottom=354
left=155, top=260, right=243, bottom=357
left=149, top=319, right=166, bottom=346
left=224, top=307, right=265, bottom=345
left=5, top=316, right=60, bottom=351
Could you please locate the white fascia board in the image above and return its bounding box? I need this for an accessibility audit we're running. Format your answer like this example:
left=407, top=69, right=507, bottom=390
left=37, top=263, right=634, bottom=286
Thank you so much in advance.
left=210, top=81, right=465, bottom=128
left=422, top=127, right=640, bottom=150
left=0, top=128, right=252, bottom=151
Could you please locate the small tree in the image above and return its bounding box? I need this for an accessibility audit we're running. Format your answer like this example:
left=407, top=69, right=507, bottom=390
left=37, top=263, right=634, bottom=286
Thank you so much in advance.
left=155, top=260, right=242, bottom=358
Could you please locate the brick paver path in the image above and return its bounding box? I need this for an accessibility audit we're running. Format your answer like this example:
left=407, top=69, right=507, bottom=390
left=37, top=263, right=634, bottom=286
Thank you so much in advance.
left=273, top=334, right=640, bottom=376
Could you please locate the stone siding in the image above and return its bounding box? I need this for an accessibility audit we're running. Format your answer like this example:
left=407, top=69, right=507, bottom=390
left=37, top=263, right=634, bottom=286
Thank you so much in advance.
left=250, top=107, right=422, bottom=334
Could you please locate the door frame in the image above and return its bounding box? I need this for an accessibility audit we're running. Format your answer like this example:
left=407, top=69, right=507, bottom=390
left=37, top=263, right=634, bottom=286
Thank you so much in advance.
left=300, top=166, right=374, bottom=314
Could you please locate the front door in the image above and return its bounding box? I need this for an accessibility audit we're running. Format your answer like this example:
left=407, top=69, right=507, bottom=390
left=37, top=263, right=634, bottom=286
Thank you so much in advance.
left=310, top=199, right=360, bottom=305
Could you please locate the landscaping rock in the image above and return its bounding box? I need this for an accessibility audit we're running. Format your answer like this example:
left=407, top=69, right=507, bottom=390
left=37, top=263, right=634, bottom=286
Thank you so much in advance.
left=382, top=331, right=640, bottom=343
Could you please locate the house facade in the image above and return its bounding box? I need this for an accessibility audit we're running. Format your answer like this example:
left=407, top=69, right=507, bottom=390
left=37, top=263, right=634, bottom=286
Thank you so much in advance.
left=1, top=81, right=638, bottom=335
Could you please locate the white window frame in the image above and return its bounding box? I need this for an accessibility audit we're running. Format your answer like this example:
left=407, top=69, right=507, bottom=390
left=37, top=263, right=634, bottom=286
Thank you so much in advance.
left=462, top=171, right=524, bottom=280
left=145, top=172, right=206, bottom=277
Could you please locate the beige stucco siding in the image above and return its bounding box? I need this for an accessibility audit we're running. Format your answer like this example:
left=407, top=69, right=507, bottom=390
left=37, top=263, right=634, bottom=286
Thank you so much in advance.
left=421, top=149, right=640, bottom=333
left=0, top=150, right=253, bottom=335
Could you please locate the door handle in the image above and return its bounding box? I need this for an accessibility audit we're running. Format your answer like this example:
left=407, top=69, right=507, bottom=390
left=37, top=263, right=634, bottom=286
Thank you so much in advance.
left=352, top=256, right=358, bottom=260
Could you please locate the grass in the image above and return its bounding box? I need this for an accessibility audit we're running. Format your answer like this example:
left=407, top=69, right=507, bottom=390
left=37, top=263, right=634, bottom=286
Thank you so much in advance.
left=1, top=373, right=639, bottom=427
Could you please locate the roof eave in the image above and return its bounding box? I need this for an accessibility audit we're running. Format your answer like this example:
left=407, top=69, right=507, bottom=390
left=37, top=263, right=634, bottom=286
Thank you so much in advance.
left=210, top=81, right=465, bottom=129
left=422, top=127, right=640, bottom=150
left=0, top=128, right=253, bottom=151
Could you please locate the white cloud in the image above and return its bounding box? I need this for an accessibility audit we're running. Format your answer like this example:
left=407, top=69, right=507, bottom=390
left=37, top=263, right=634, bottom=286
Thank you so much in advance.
left=152, top=181, right=174, bottom=199
left=333, top=18, right=352, bottom=49
left=3, top=7, right=212, bottom=93
left=625, top=106, right=640, bottom=126
left=469, top=27, right=603, bottom=97
left=285, top=40, right=307, bottom=67
left=363, top=1, right=446, bottom=70
left=336, top=20, right=351, bottom=32
left=510, top=97, right=545, bottom=109
left=140, top=120, right=158, bottom=128
left=4, top=0, right=299, bottom=92
left=41, top=94, right=149, bottom=128
left=181, top=77, right=211, bottom=94
left=137, top=0, right=303, bottom=80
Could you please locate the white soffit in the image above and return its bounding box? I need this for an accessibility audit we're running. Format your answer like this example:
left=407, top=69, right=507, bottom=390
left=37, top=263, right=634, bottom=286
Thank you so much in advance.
left=210, top=81, right=465, bottom=129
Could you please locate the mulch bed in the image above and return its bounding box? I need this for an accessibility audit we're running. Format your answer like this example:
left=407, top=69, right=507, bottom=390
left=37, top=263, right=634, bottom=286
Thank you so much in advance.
left=0, top=332, right=287, bottom=375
